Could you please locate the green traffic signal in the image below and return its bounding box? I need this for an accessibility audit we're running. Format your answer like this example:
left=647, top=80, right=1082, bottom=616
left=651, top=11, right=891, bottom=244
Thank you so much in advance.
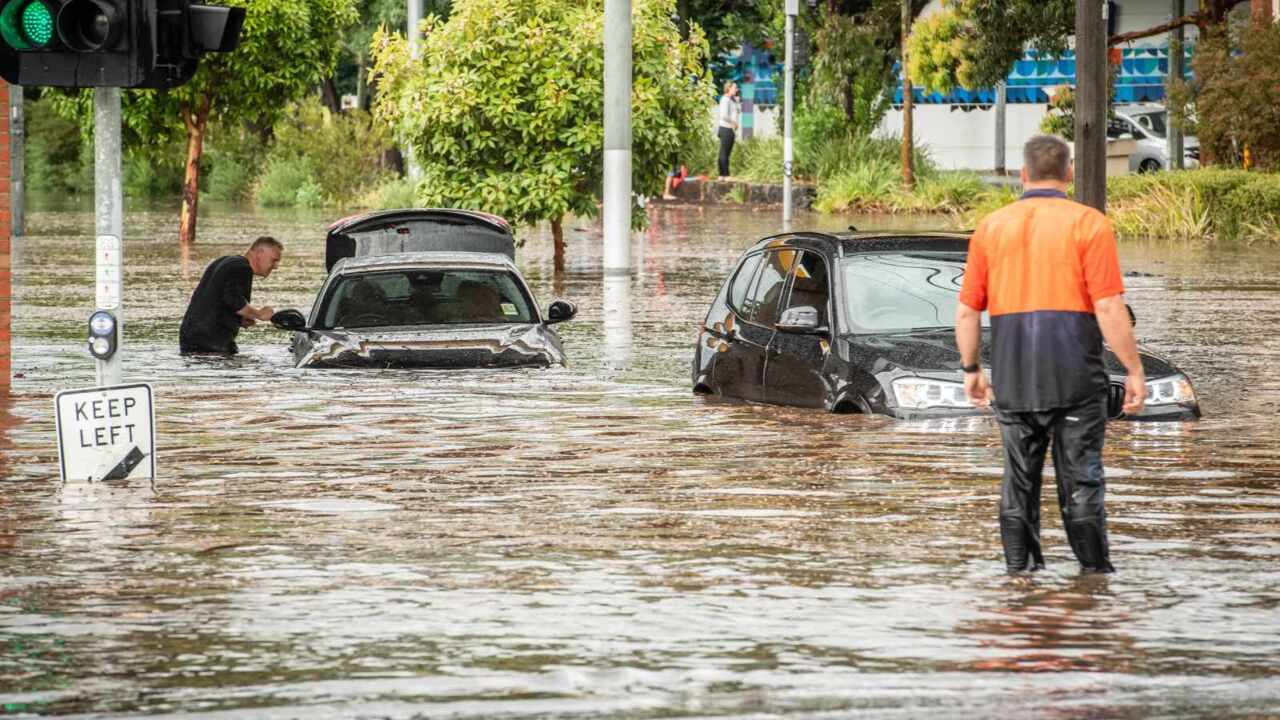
left=21, top=0, right=54, bottom=46
left=0, top=0, right=56, bottom=50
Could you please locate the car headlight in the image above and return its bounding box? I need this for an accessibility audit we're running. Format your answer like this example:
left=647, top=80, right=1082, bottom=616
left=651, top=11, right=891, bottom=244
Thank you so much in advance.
left=892, top=377, right=974, bottom=410
left=1145, top=374, right=1197, bottom=406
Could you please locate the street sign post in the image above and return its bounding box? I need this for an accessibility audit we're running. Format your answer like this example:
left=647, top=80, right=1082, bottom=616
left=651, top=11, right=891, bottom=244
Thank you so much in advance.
left=54, top=383, right=155, bottom=482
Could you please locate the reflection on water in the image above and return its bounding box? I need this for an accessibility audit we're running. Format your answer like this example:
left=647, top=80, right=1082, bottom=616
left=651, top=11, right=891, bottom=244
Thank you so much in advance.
left=1, top=204, right=1279, bottom=717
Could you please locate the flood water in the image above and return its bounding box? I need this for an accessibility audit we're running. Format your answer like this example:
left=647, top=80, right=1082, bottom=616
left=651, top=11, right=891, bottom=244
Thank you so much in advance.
left=2, top=204, right=1279, bottom=718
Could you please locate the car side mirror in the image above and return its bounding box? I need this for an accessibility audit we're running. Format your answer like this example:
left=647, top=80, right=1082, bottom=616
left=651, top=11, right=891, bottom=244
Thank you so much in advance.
left=271, top=309, right=309, bottom=332
left=1126, top=303, right=1136, bottom=327
left=776, top=306, right=824, bottom=333
left=545, top=299, right=577, bottom=324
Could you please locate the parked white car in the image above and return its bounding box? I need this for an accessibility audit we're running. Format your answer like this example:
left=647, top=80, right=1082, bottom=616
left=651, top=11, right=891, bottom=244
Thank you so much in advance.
left=1110, top=104, right=1200, bottom=173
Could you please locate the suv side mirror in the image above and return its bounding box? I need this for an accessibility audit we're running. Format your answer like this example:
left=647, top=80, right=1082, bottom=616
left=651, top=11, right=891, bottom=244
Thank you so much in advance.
left=545, top=300, right=577, bottom=324
left=776, top=306, right=824, bottom=333
left=271, top=309, right=309, bottom=332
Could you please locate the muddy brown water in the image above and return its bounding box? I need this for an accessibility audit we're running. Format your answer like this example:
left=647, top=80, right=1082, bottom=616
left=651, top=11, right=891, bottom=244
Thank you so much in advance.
left=1, top=204, right=1279, bottom=718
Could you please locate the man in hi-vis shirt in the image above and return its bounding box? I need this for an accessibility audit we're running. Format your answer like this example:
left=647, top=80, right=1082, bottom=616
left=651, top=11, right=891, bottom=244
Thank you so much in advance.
left=955, top=135, right=1147, bottom=575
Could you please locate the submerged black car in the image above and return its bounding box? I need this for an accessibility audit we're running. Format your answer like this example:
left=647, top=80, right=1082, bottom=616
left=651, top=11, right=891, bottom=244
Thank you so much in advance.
left=274, top=209, right=576, bottom=368
left=692, top=232, right=1201, bottom=421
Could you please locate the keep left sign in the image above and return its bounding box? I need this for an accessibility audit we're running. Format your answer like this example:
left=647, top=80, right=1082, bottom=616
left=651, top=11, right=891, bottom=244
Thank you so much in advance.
left=55, top=384, right=156, bottom=482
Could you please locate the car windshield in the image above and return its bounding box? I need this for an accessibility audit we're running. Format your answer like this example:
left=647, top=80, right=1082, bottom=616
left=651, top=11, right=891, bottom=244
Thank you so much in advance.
left=841, top=252, right=989, bottom=332
left=319, top=268, right=536, bottom=329
left=1129, top=111, right=1167, bottom=138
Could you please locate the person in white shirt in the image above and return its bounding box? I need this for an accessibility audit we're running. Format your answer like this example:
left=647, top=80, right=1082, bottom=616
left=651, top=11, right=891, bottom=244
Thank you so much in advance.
left=717, top=81, right=740, bottom=178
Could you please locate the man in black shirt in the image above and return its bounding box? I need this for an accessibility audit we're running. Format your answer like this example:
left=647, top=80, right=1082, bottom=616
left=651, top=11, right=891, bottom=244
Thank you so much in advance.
left=179, top=237, right=283, bottom=355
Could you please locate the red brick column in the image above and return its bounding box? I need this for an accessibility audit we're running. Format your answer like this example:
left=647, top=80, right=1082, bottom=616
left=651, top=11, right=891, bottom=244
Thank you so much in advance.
left=0, top=80, right=9, bottom=393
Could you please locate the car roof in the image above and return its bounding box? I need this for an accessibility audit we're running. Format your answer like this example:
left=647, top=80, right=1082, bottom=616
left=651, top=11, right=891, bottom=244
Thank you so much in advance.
left=332, top=251, right=517, bottom=274
left=744, top=230, right=971, bottom=257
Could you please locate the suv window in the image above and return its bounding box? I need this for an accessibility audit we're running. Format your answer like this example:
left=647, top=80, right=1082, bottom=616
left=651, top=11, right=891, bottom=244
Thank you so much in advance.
left=782, top=252, right=830, bottom=327
left=743, top=250, right=792, bottom=326
left=729, top=252, right=764, bottom=311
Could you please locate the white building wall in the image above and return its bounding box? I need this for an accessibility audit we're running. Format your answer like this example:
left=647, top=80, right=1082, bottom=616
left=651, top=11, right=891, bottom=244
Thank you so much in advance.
left=877, top=105, right=1050, bottom=172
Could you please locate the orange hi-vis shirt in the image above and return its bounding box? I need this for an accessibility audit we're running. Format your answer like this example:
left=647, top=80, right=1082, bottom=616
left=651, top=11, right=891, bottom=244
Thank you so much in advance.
left=959, top=189, right=1126, bottom=411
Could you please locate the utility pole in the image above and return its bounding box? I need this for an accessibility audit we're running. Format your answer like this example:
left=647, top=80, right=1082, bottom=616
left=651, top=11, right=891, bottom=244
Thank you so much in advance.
left=405, top=0, right=422, bottom=180
left=994, top=81, right=1007, bottom=175
left=900, top=0, right=914, bottom=188
left=603, top=0, right=632, bottom=275
left=1074, top=0, right=1107, bottom=212
left=9, top=86, right=22, bottom=238
left=1167, top=0, right=1184, bottom=170
left=783, top=0, right=797, bottom=224
left=94, top=88, right=124, bottom=386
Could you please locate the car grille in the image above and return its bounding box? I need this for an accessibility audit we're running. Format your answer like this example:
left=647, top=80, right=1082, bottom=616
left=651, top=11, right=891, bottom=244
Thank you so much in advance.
left=1187, top=147, right=1201, bottom=160
left=1107, top=383, right=1126, bottom=419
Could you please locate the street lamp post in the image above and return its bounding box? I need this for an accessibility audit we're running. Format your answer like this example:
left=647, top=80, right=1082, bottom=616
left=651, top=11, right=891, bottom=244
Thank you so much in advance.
left=782, top=0, right=797, bottom=225
left=603, top=0, right=632, bottom=275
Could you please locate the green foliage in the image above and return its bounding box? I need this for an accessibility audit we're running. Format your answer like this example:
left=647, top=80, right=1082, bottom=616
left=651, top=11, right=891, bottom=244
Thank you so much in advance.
left=256, top=101, right=393, bottom=207
left=809, top=8, right=894, bottom=133
left=1108, top=169, right=1280, bottom=244
left=204, top=123, right=269, bottom=202
left=123, top=141, right=185, bottom=199
left=1186, top=19, right=1280, bottom=170
left=733, top=137, right=784, bottom=183
left=813, top=157, right=898, bottom=213
left=358, top=177, right=420, bottom=209
left=908, top=0, right=1072, bottom=94
left=371, top=0, right=713, bottom=230
left=1039, top=86, right=1074, bottom=140
left=24, top=94, right=90, bottom=198
left=256, top=156, right=316, bottom=208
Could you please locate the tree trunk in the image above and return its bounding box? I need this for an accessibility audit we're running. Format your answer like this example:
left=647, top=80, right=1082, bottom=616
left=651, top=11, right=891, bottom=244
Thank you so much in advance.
left=179, top=98, right=211, bottom=248
left=1251, top=0, right=1272, bottom=24
left=900, top=0, right=915, bottom=188
left=356, top=60, right=368, bottom=110
left=551, top=217, right=565, bottom=273
left=321, top=77, right=341, bottom=114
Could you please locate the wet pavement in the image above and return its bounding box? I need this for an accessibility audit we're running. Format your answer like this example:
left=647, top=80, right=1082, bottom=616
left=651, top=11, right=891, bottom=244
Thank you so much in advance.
left=1, top=204, right=1279, bottom=718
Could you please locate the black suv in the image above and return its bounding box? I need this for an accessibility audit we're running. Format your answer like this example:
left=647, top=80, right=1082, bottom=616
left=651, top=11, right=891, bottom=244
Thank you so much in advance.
left=692, top=231, right=1201, bottom=421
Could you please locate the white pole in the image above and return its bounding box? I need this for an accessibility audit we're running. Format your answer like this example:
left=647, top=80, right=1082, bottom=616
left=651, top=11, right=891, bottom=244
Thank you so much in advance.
left=603, top=0, right=632, bottom=275
left=406, top=0, right=422, bottom=181
left=783, top=0, right=797, bottom=224
left=94, top=88, right=123, bottom=387
left=994, top=81, right=1006, bottom=174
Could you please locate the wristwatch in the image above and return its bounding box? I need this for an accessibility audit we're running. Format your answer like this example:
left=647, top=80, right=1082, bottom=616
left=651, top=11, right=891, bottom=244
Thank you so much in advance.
left=962, top=363, right=981, bottom=374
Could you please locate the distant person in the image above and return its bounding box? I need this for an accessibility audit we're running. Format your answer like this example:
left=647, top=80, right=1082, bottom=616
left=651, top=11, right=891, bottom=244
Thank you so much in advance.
left=179, top=237, right=283, bottom=355
left=717, top=81, right=740, bottom=179
left=955, top=135, right=1146, bottom=575
left=662, top=164, right=688, bottom=201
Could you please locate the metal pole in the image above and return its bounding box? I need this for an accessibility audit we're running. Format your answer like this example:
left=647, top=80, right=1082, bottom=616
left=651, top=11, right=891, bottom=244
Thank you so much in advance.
left=405, top=0, right=422, bottom=180
left=94, top=88, right=123, bottom=386
left=900, top=0, right=914, bottom=188
left=783, top=0, right=797, bottom=224
left=10, top=85, right=22, bottom=238
left=1074, top=0, right=1107, bottom=212
left=603, top=0, right=632, bottom=275
left=1167, top=0, right=1184, bottom=170
left=994, top=81, right=1007, bottom=175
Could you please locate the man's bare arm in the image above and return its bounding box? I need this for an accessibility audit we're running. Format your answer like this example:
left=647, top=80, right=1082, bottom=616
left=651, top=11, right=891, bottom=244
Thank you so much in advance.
left=955, top=303, right=992, bottom=405
left=1095, top=295, right=1147, bottom=413
left=236, top=304, right=275, bottom=321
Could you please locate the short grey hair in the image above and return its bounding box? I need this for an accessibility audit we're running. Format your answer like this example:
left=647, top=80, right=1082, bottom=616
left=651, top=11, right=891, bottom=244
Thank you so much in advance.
left=1023, top=135, right=1072, bottom=182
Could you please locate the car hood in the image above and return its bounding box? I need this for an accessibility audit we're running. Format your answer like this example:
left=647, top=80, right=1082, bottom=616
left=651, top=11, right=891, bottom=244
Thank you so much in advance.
left=296, top=324, right=562, bottom=368
left=846, top=330, right=1182, bottom=379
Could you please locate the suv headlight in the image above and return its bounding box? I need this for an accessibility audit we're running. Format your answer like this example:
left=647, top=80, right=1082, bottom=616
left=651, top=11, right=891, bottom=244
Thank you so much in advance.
left=1146, top=374, right=1197, bottom=406
left=892, top=377, right=974, bottom=409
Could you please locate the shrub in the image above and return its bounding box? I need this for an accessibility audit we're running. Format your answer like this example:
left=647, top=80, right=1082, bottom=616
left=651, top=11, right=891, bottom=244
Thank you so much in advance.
left=734, top=137, right=784, bottom=183
left=1105, top=169, right=1280, bottom=244
left=1189, top=20, right=1280, bottom=170
left=1220, top=174, right=1280, bottom=242
left=256, top=156, right=315, bottom=208
left=1109, top=182, right=1211, bottom=241
left=24, top=94, right=90, bottom=198
left=813, top=157, right=898, bottom=212
left=255, top=100, right=393, bottom=208
left=359, top=177, right=421, bottom=210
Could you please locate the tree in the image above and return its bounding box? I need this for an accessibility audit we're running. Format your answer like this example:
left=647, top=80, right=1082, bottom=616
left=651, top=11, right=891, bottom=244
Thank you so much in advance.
left=908, top=0, right=1249, bottom=96
left=1186, top=18, right=1280, bottom=169
left=370, top=0, right=713, bottom=270
left=54, top=0, right=358, bottom=246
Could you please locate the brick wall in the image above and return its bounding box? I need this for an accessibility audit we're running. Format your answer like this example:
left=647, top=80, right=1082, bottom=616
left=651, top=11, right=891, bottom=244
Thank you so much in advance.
left=0, top=80, right=9, bottom=393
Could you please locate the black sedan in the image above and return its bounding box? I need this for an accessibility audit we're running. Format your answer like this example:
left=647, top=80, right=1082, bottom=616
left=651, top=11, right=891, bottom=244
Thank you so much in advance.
left=692, top=232, right=1201, bottom=421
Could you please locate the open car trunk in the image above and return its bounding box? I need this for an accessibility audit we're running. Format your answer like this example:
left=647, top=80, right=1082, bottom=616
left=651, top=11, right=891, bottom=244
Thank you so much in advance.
left=325, top=209, right=515, bottom=272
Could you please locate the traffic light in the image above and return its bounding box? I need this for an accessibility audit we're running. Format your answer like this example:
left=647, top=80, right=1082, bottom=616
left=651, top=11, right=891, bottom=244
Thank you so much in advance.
left=0, top=0, right=244, bottom=88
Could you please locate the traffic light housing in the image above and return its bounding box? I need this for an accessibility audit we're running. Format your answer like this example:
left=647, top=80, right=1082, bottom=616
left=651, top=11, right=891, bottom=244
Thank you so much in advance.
left=0, top=0, right=244, bottom=88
